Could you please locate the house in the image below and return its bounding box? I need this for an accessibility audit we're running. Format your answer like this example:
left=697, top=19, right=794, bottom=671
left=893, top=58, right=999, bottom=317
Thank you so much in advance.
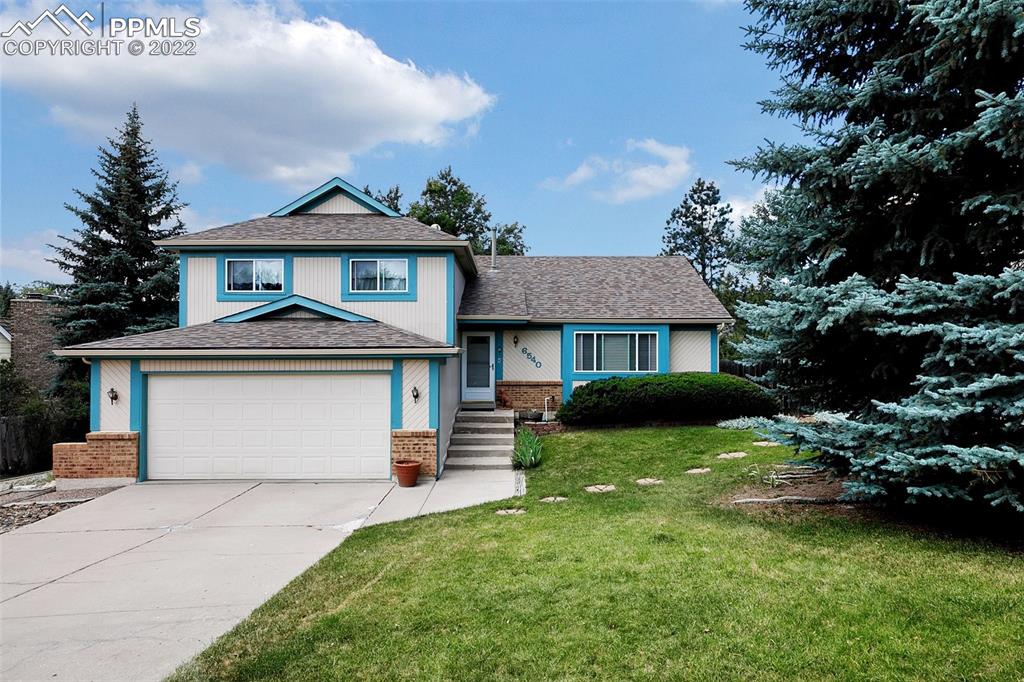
left=53, top=178, right=731, bottom=486
left=0, top=323, right=10, bottom=362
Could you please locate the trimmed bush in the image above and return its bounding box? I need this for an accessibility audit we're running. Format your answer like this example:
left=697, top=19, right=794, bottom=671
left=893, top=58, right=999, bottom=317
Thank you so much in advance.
left=556, top=372, right=779, bottom=427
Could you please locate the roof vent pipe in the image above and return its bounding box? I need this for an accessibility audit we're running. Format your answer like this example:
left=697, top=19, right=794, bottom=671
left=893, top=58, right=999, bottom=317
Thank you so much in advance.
left=490, top=226, right=497, bottom=270
left=431, top=223, right=441, bottom=231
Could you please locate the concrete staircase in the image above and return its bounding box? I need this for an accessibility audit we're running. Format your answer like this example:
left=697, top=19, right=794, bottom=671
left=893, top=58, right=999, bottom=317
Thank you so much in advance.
left=446, top=408, right=515, bottom=471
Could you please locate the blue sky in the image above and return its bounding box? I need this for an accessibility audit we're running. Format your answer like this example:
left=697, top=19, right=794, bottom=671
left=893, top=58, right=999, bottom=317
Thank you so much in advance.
left=0, top=0, right=797, bottom=285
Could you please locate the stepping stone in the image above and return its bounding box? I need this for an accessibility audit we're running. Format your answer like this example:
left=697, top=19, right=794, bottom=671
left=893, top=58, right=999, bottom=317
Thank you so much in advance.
left=584, top=484, right=616, bottom=493
left=686, top=467, right=712, bottom=474
left=635, top=478, right=663, bottom=486
left=539, top=496, right=567, bottom=503
left=752, top=440, right=783, bottom=447
left=495, top=508, right=526, bottom=515
left=717, top=451, right=748, bottom=460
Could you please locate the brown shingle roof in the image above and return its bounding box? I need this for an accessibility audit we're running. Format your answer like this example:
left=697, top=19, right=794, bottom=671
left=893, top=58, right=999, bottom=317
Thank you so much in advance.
left=158, top=214, right=462, bottom=245
left=460, top=256, right=731, bottom=321
left=58, top=319, right=453, bottom=354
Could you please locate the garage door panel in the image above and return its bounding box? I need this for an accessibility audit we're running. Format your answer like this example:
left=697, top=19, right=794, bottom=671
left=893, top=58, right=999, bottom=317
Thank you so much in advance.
left=148, top=373, right=391, bottom=480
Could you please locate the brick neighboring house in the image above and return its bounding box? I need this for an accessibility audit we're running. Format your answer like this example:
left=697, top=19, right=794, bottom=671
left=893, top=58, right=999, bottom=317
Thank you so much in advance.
left=8, top=295, right=63, bottom=392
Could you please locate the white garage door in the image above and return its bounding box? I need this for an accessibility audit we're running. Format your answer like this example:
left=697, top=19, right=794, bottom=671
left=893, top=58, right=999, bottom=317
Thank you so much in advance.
left=147, top=373, right=391, bottom=480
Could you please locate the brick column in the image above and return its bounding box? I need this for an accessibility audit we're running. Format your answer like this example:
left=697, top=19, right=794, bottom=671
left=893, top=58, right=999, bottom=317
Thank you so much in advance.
left=391, top=429, right=437, bottom=477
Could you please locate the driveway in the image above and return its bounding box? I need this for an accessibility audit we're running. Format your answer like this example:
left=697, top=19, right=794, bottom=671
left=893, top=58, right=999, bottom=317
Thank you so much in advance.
left=0, top=470, right=517, bottom=681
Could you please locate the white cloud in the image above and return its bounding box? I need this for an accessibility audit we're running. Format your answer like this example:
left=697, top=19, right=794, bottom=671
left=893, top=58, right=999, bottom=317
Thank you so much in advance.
left=0, top=229, right=70, bottom=283
left=0, top=1, right=496, bottom=188
left=725, top=186, right=769, bottom=223
left=541, top=138, right=693, bottom=204
left=172, top=161, right=203, bottom=185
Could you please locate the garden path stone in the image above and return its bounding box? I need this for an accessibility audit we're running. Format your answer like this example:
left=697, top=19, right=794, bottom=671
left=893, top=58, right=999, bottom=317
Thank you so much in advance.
left=584, top=485, right=616, bottom=493
left=752, top=441, right=783, bottom=447
left=495, top=508, right=526, bottom=515
left=539, top=496, right=568, bottom=503
left=686, top=467, right=712, bottom=474
left=717, top=451, right=748, bottom=460
left=635, top=478, right=663, bottom=486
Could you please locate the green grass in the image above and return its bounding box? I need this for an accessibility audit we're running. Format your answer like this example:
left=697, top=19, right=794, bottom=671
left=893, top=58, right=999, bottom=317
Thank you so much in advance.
left=171, top=427, right=1024, bottom=681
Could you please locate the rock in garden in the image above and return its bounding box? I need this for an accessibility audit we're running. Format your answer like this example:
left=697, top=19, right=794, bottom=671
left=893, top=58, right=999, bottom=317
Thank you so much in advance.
left=685, top=467, right=712, bottom=474
left=717, top=451, right=748, bottom=459
left=584, top=484, right=616, bottom=493
left=635, top=478, right=664, bottom=486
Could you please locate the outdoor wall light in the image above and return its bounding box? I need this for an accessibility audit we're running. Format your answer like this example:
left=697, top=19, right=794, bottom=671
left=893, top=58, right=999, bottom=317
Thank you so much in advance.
left=107, top=387, right=119, bottom=404
left=512, top=335, right=519, bottom=347
left=411, top=386, right=420, bottom=403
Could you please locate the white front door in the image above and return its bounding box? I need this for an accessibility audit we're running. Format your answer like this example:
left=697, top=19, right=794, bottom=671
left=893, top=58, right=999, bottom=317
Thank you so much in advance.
left=461, top=332, right=495, bottom=402
left=147, top=373, right=391, bottom=480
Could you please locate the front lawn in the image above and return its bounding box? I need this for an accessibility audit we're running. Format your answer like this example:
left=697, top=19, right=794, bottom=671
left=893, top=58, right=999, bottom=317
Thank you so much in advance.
left=172, top=427, right=1024, bottom=681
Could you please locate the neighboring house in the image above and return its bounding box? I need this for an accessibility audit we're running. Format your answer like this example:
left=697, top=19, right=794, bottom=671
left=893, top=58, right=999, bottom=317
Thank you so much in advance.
left=54, top=178, right=731, bottom=486
left=8, top=295, right=62, bottom=391
left=0, top=324, right=11, bottom=362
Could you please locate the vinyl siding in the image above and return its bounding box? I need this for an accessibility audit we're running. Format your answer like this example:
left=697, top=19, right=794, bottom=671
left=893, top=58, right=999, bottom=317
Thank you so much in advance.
left=100, top=359, right=131, bottom=431
left=669, top=329, right=712, bottom=372
left=186, top=256, right=259, bottom=323
left=438, top=356, right=461, bottom=472
left=303, top=192, right=373, bottom=214
left=401, top=359, right=430, bottom=429
left=0, top=336, right=10, bottom=361
left=502, top=329, right=560, bottom=381
left=139, top=359, right=391, bottom=372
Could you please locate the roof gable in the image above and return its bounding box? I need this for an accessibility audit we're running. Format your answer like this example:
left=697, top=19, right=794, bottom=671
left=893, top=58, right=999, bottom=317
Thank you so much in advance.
left=270, top=177, right=401, bottom=218
left=214, top=295, right=375, bottom=323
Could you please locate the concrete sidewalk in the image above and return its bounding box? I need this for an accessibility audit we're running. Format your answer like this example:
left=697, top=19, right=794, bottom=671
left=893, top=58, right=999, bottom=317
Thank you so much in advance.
left=0, top=468, right=518, bottom=682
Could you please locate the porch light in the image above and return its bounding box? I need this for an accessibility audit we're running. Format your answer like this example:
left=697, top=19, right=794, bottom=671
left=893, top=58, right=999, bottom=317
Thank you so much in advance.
left=107, top=387, right=119, bottom=404
left=512, top=335, right=519, bottom=347
left=411, top=386, right=420, bottom=403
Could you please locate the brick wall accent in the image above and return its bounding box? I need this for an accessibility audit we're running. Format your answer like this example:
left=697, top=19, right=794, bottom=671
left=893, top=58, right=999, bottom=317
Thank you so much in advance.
left=53, top=432, right=138, bottom=480
left=496, top=380, right=563, bottom=411
left=391, top=429, right=437, bottom=477
left=9, top=297, right=62, bottom=392
left=522, top=421, right=565, bottom=436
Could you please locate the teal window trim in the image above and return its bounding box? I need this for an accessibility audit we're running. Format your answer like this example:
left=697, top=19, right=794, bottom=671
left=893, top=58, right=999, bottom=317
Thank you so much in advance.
left=342, top=253, right=417, bottom=302
left=560, top=324, right=670, bottom=402
left=90, top=360, right=101, bottom=431
left=216, top=253, right=293, bottom=302
left=391, top=360, right=403, bottom=430
left=214, top=294, right=374, bottom=323
left=178, top=254, right=188, bottom=327
left=129, top=360, right=147, bottom=482
left=428, top=359, right=440, bottom=429
left=494, top=331, right=504, bottom=380
left=446, top=253, right=455, bottom=344
left=710, top=327, right=719, bottom=373
left=269, top=177, right=401, bottom=217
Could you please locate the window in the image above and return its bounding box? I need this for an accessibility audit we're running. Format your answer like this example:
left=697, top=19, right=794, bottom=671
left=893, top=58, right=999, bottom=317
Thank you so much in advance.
left=350, top=258, right=408, bottom=292
left=225, top=259, right=283, bottom=292
left=574, top=332, right=657, bottom=372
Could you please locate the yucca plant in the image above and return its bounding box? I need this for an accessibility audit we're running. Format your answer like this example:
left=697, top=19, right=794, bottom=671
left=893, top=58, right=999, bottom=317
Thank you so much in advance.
left=513, top=428, right=543, bottom=470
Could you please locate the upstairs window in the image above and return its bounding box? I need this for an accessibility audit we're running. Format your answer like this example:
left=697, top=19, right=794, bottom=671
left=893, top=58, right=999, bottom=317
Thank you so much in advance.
left=351, top=258, right=408, bottom=292
left=225, top=259, right=284, bottom=292
left=574, top=332, right=657, bottom=372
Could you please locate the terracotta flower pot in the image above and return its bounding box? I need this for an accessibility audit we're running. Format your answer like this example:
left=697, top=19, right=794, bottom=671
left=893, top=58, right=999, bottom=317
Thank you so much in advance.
left=393, top=459, right=422, bottom=487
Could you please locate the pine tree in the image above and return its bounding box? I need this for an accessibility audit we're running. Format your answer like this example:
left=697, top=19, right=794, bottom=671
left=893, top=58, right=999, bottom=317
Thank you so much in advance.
left=661, top=178, right=732, bottom=289
left=734, top=1, right=1024, bottom=512
left=50, top=105, right=186, bottom=390
left=361, top=184, right=403, bottom=213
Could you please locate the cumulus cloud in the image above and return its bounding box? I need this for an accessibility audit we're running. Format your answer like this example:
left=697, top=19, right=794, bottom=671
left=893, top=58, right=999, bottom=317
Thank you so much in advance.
left=0, top=1, right=496, bottom=188
left=541, top=138, right=693, bottom=204
left=0, top=229, right=69, bottom=283
left=172, top=161, right=203, bottom=185
left=725, top=186, right=770, bottom=223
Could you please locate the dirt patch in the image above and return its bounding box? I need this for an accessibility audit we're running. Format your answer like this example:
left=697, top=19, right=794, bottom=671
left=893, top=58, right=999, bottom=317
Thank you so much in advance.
left=728, top=468, right=846, bottom=506
left=0, top=487, right=118, bottom=534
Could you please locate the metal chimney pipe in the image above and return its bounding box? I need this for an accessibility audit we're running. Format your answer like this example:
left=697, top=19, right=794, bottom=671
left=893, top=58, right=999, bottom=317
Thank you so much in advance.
left=490, top=226, right=497, bottom=270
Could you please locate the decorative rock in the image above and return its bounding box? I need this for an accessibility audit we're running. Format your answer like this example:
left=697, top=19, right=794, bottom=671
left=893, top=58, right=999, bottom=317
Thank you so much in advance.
left=584, top=484, right=616, bottom=493
left=717, top=451, right=748, bottom=460
left=539, top=496, right=568, bottom=503
left=752, top=441, right=783, bottom=447
left=635, top=478, right=664, bottom=486
left=495, top=508, right=526, bottom=515
left=686, top=467, right=712, bottom=474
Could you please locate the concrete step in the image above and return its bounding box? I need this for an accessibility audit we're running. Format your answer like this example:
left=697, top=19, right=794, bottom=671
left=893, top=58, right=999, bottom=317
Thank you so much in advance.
left=450, top=432, right=515, bottom=446
left=455, top=410, right=514, bottom=424
left=445, top=456, right=514, bottom=470
left=453, top=422, right=515, bottom=434
left=447, top=444, right=514, bottom=457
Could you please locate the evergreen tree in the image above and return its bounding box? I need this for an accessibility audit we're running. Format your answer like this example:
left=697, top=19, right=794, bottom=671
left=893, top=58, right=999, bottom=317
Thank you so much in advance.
left=734, top=1, right=1024, bottom=511
left=50, top=105, right=186, bottom=390
left=361, top=184, right=403, bottom=213
left=0, top=282, right=14, bottom=318
left=661, top=178, right=732, bottom=289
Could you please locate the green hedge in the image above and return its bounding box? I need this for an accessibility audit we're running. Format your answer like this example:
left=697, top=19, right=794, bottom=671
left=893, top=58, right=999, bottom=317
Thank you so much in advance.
left=556, top=372, right=779, bottom=426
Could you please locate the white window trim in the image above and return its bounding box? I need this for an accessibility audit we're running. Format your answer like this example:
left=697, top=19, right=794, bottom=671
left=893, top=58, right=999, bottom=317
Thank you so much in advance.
left=573, top=331, right=658, bottom=373
left=350, top=258, right=410, bottom=293
left=224, top=258, right=284, bottom=293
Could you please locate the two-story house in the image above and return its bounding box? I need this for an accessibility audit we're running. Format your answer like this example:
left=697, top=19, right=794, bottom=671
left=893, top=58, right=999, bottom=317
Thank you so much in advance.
left=54, top=178, right=731, bottom=486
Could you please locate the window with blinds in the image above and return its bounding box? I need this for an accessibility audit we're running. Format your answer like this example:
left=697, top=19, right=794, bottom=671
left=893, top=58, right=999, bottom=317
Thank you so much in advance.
left=574, top=332, right=657, bottom=372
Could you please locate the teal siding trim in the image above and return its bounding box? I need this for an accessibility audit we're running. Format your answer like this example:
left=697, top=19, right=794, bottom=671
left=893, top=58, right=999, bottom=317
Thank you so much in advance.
left=178, top=254, right=188, bottom=327
left=90, top=360, right=101, bottom=431
left=458, top=319, right=530, bottom=326
left=216, top=253, right=294, bottom=302
left=80, top=353, right=456, bottom=361
left=269, top=177, right=401, bottom=217
left=129, top=360, right=146, bottom=482
left=141, top=370, right=390, bottom=375
left=560, top=323, right=670, bottom=402
left=710, top=327, right=719, bottom=373
left=494, top=331, right=504, bottom=380
left=214, top=294, right=374, bottom=323
left=445, top=253, right=455, bottom=344
left=391, top=360, right=403, bottom=429
left=341, top=253, right=418, bottom=302
left=428, top=359, right=440, bottom=429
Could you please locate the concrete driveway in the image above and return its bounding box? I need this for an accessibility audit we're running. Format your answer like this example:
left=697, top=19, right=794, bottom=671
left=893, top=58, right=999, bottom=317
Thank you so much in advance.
left=0, top=471, right=518, bottom=681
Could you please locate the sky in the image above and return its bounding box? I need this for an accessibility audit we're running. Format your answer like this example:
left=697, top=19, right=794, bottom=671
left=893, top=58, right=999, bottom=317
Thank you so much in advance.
left=0, top=0, right=799, bottom=286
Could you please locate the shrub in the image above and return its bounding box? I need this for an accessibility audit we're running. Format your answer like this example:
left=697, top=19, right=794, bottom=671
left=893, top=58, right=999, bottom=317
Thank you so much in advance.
left=512, top=428, right=543, bottom=469
left=556, top=372, right=779, bottom=427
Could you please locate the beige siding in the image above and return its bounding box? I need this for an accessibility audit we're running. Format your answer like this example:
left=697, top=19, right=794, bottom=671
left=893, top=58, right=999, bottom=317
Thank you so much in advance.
left=100, top=360, right=131, bottom=431
left=401, top=359, right=430, bottom=429
left=438, top=356, right=461, bottom=472
left=0, top=336, right=10, bottom=362
left=293, top=256, right=447, bottom=341
left=303, top=192, right=374, bottom=214
left=572, top=380, right=589, bottom=390
left=139, top=359, right=391, bottom=372
left=669, top=329, right=712, bottom=372
left=502, top=329, right=560, bottom=381
left=186, top=256, right=259, bottom=324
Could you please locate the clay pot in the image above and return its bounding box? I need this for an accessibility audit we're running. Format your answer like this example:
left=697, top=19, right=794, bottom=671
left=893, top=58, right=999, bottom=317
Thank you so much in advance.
left=393, top=459, right=422, bottom=487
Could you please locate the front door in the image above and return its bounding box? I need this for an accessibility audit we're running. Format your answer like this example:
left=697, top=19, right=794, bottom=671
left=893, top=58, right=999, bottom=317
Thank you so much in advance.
left=461, top=332, right=495, bottom=402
